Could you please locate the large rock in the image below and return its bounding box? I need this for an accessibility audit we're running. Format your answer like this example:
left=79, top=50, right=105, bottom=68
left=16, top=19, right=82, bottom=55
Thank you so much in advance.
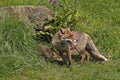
left=0, top=6, right=54, bottom=30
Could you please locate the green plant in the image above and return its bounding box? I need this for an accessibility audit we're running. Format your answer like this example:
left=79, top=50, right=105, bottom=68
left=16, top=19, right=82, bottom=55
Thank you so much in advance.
left=35, top=0, right=81, bottom=43
left=48, top=0, right=80, bottom=31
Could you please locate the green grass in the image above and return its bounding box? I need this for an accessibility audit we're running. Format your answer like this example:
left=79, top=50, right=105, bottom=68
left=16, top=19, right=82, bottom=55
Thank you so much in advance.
left=0, top=0, right=120, bottom=80
left=0, top=0, right=48, bottom=6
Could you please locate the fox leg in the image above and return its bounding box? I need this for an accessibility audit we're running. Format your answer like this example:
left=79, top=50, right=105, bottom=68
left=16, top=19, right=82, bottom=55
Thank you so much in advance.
left=85, top=52, right=90, bottom=61
left=66, top=49, right=72, bottom=67
left=80, top=49, right=86, bottom=64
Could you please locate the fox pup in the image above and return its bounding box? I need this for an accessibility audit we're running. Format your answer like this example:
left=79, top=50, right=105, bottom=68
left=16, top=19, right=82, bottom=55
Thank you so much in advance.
left=38, top=45, right=63, bottom=61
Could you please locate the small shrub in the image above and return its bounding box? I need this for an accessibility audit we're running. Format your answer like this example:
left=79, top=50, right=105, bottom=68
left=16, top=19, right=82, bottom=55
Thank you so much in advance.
left=47, top=0, right=81, bottom=30
left=35, top=0, right=81, bottom=43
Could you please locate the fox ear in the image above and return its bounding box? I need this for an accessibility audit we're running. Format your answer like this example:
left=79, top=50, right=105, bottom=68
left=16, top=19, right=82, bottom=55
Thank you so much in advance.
left=66, top=27, right=70, bottom=31
left=60, top=28, right=64, bottom=34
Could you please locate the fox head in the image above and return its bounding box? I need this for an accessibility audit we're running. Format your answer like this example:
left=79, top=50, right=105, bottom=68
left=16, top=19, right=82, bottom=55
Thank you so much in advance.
left=52, top=52, right=63, bottom=61
left=59, top=27, right=77, bottom=45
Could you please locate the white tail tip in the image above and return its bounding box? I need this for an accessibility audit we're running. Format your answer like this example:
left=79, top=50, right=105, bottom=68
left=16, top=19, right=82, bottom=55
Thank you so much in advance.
left=104, top=58, right=109, bottom=61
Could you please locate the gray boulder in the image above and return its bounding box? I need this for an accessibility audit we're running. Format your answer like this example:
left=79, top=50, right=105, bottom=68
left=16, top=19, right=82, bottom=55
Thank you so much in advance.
left=0, top=6, right=54, bottom=30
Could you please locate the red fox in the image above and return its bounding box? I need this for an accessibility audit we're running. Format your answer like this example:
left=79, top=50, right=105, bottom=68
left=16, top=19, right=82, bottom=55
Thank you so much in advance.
left=52, top=27, right=108, bottom=67
left=38, top=45, right=63, bottom=61
left=52, top=28, right=91, bottom=67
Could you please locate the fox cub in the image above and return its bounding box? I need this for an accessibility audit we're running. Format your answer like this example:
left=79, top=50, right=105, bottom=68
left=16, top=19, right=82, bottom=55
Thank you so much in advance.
left=38, top=45, right=63, bottom=61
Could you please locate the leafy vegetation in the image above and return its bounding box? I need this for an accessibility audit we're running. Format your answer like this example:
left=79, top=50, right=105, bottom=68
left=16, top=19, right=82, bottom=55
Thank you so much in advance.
left=0, top=0, right=120, bottom=80
left=47, top=0, right=81, bottom=30
left=35, top=0, right=81, bottom=42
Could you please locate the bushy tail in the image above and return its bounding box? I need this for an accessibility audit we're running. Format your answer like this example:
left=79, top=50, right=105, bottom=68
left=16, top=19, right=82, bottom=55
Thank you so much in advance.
left=86, top=39, right=108, bottom=61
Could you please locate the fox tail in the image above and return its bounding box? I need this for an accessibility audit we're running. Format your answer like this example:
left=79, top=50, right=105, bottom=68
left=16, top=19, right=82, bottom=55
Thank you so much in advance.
left=86, top=39, right=108, bottom=61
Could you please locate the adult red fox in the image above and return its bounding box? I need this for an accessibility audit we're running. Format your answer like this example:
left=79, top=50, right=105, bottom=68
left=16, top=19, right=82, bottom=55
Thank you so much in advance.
left=52, top=28, right=89, bottom=67
left=52, top=27, right=108, bottom=67
left=38, top=45, right=63, bottom=61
